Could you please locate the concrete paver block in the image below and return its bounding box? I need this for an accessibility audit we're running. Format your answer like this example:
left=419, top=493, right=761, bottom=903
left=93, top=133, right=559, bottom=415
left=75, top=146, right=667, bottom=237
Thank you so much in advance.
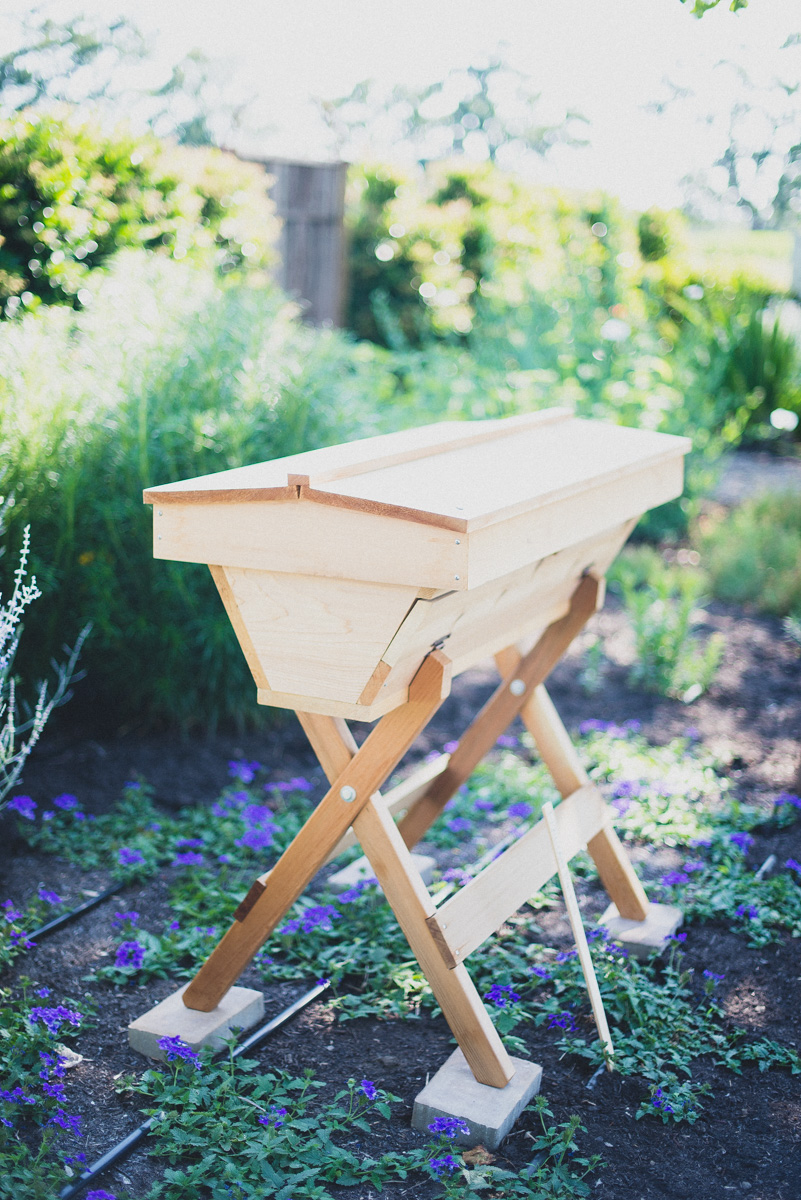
left=599, top=901, right=683, bottom=961
left=412, top=1049, right=542, bottom=1150
left=128, top=983, right=264, bottom=1061
left=328, top=853, right=436, bottom=892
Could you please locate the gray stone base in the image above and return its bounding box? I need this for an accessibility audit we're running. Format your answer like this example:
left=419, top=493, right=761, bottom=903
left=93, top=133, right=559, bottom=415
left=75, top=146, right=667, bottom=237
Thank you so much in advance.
left=412, top=1049, right=542, bottom=1150
left=599, top=902, right=683, bottom=961
left=328, top=853, right=436, bottom=893
left=128, top=983, right=264, bottom=1061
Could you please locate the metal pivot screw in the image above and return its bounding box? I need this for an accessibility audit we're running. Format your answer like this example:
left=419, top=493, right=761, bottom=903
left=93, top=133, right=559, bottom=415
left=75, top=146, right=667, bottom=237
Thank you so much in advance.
left=339, top=785, right=357, bottom=803
left=158, top=510, right=163, bottom=516
left=455, top=539, right=461, bottom=545
left=454, top=575, right=460, bottom=581
left=509, top=678, right=526, bottom=696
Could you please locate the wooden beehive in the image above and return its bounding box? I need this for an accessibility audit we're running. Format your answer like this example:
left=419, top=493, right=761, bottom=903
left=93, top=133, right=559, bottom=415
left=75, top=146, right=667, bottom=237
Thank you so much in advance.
left=144, top=409, right=690, bottom=720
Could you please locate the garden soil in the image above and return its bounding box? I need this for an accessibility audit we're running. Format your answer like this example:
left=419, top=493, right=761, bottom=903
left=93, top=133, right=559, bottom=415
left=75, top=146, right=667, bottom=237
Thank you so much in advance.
left=4, top=597, right=800, bottom=1200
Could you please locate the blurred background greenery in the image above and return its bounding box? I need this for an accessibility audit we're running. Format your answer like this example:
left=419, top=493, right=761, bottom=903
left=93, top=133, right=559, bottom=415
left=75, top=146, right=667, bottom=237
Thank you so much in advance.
left=2, top=13, right=800, bottom=733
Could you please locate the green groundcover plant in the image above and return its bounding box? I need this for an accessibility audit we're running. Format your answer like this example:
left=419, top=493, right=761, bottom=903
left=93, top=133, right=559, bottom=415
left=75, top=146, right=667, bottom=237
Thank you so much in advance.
left=2, top=724, right=799, bottom=1196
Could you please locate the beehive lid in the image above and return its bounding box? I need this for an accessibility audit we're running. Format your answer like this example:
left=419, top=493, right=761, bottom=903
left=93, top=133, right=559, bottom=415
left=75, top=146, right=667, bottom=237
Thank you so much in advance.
left=144, top=408, right=689, bottom=533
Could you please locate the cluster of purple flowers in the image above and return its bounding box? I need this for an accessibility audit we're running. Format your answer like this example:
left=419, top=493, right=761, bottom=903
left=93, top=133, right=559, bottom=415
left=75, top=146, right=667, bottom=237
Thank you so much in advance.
left=29, top=1005, right=83, bottom=1037
left=117, top=846, right=145, bottom=868
left=473, top=796, right=494, bottom=813
left=446, top=816, right=472, bottom=834
left=428, top=1116, right=470, bottom=1138
left=279, top=904, right=341, bottom=936
left=661, top=870, right=689, bottom=887
left=37, top=887, right=63, bottom=905
left=702, top=970, right=725, bottom=985
left=430, top=1154, right=459, bottom=1177
left=8, top=795, right=36, bottom=820
left=360, top=1079, right=377, bottom=1100
left=507, top=801, right=532, bottom=819
left=338, top=880, right=376, bottom=904
left=39, top=1051, right=67, bottom=1103
left=496, top=734, right=518, bottom=749
left=270, top=777, right=312, bottom=794
left=2, top=898, right=35, bottom=950
left=53, top=794, right=80, bottom=811
left=235, top=804, right=278, bottom=852
left=258, top=1104, right=287, bottom=1128
left=786, top=858, right=801, bottom=874
left=529, top=965, right=552, bottom=980
left=443, top=740, right=459, bottom=755
left=556, top=949, right=577, bottom=963
left=651, top=1087, right=674, bottom=1114
left=484, top=983, right=520, bottom=1008
left=0, top=1084, right=37, bottom=1106
left=441, top=867, right=472, bottom=886
left=86, top=1191, right=116, bottom=1200
left=158, top=1035, right=202, bottom=1069
left=547, top=1010, right=577, bottom=1032
left=228, top=759, right=262, bottom=784
left=729, top=831, right=754, bottom=853
left=49, top=1107, right=82, bottom=1136
left=735, top=903, right=759, bottom=921
left=774, top=792, right=801, bottom=809
left=172, top=850, right=204, bottom=867
left=115, top=940, right=146, bottom=970
left=111, top=910, right=140, bottom=929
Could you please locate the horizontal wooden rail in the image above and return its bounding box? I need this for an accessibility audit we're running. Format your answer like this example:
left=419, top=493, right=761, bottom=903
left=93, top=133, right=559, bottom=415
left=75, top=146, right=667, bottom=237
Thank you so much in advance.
left=426, top=784, right=609, bottom=968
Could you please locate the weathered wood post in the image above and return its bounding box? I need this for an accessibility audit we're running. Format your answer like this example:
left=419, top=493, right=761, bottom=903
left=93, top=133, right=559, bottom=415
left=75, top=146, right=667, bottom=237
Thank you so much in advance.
left=257, top=158, right=348, bottom=326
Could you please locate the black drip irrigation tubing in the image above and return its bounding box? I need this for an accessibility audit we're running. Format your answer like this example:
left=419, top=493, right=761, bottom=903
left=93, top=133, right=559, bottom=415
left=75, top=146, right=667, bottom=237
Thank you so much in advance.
left=28, top=881, right=127, bottom=942
left=58, top=978, right=331, bottom=1200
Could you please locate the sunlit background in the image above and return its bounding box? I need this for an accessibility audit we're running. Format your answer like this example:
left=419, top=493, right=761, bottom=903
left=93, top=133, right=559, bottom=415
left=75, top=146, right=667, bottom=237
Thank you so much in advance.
left=2, top=0, right=800, bottom=214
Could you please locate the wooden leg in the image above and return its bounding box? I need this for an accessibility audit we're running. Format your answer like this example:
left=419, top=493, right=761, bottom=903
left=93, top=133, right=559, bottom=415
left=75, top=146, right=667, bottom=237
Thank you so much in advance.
left=182, top=652, right=451, bottom=1012
left=397, top=574, right=601, bottom=849
left=302, top=712, right=514, bottom=1089
left=509, top=679, right=649, bottom=922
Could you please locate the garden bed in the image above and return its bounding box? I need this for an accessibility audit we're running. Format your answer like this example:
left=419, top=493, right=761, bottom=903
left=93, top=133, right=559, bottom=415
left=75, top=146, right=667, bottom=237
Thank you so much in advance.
left=2, top=598, right=800, bottom=1199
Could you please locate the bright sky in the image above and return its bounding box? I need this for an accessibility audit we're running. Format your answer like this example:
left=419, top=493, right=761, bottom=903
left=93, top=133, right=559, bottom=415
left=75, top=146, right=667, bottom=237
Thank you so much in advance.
left=5, top=0, right=801, bottom=212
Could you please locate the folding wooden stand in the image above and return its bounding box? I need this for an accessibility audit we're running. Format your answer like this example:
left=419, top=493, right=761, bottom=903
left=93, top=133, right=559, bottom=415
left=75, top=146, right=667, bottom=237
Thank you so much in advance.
left=144, top=409, right=690, bottom=1088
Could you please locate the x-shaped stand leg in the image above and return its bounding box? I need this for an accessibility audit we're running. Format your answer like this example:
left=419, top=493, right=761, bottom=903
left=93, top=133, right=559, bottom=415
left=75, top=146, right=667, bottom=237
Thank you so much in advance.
left=397, top=572, right=649, bottom=922
left=181, top=648, right=514, bottom=1087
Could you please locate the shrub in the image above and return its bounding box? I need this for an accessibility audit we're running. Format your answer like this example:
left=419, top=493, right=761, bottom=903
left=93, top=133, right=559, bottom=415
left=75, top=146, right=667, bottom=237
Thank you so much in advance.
left=0, top=108, right=277, bottom=316
left=698, top=491, right=801, bottom=616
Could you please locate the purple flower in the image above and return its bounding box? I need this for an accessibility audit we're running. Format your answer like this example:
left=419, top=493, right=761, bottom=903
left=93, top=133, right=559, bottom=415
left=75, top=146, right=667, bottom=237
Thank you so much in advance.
left=35, top=987, right=50, bottom=998
left=431, top=1154, right=459, bottom=1176
left=735, top=904, right=759, bottom=920
left=338, top=881, right=373, bottom=903
left=428, top=1116, right=470, bottom=1138
left=37, top=887, right=62, bottom=905
left=447, top=816, right=472, bottom=834
left=29, top=1005, right=82, bottom=1036
left=661, top=871, right=689, bottom=887
left=278, top=904, right=341, bottom=935
left=49, top=1108, right=83, bottom=1136
left=547, top=1010, right=578, bottom=1032
left=484, top=983, right=520, bottom=1008
left=360, top=1079, right=377, bottom=1100
left=785, top=858, right=801, bottom=873
left=0, top=1085, right=36, bottom=1104
left=496, top=734, right=517, bottom=748
left=235, top=826, right=274, bottom=851
left=8, top=795, right=36, bottom=820
left=172, top=851, right=204, bottom=867
left=111, top=911, right=140, bottom=928
left=3, top=900, right=22, bottom=923
left=168, top=920, right=180, bottom=931
left=703, top=970, right=725, bottom=984
left=115, top=940, right=145, bottom=969
left=729, top=832, right=754, bottom=853
left=158, top=1035, right=201, bottom=1069
left=443, top=741, right=459, bottom=754
left=774, top=792, right=801, bottom=809
left=218, top=854, right=232, bottom=864
left=117, top=847, right=145, bottom=867
left=529, top=965, right=552, bottom=979
left=441, top=868, right=472, bottom=886
left=86, top=1192, right=117, bottom=1200
left=669, top=931, right=688, bottom=943
left=288, top=776, right=312, bottom=792
left=690, top=836, right=712, bottom=848
left=228, top=759, right=261, bottom=784
left=175, top=837, right=204, bottom=849
left=258, top=1104, right=287, bottom=1128
left=683, top=861, right=705, bottom=873
left=508, top=801, right=532, bottom=819
left=556, top=949, right=577, bottom=963
left=42, top=811, right=54, bottom=821
left=652, top=1087, right=674, bottom=1114
left=53, top=794, right=79, bottom=811
left=473, top=796, right=494, bottom=812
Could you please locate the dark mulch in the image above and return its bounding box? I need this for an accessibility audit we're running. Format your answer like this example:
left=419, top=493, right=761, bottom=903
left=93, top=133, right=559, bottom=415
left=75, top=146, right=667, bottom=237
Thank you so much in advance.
left=3, top=598, right=800, bottom=1199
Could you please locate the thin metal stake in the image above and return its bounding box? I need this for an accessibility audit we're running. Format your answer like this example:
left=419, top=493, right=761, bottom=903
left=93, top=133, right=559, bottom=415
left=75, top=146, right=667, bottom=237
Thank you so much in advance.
left=541, top=801, right=614, bottom=1071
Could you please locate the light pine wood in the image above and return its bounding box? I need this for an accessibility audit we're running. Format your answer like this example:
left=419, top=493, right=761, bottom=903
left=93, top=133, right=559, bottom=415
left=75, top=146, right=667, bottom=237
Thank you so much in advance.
left=466, top=457, right=684, bottom=588
left=208, top=564, right=270, bottom=691
left=152, top=499, right=467, bottom=590
left=144, top=410, right=568, bottom=505
left=542, top=802, right=614, bottom=1068
left=397, top=574, right=601, bottom=849
left=505, top=673, right=650, bottom=923
left=213, top=567, right=419, bottom=704
left=299, top=712, right=514, bottom=1088
left=182, top=652, right=451, bottom=1012
left=426, top=784, right=609, bottom=967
